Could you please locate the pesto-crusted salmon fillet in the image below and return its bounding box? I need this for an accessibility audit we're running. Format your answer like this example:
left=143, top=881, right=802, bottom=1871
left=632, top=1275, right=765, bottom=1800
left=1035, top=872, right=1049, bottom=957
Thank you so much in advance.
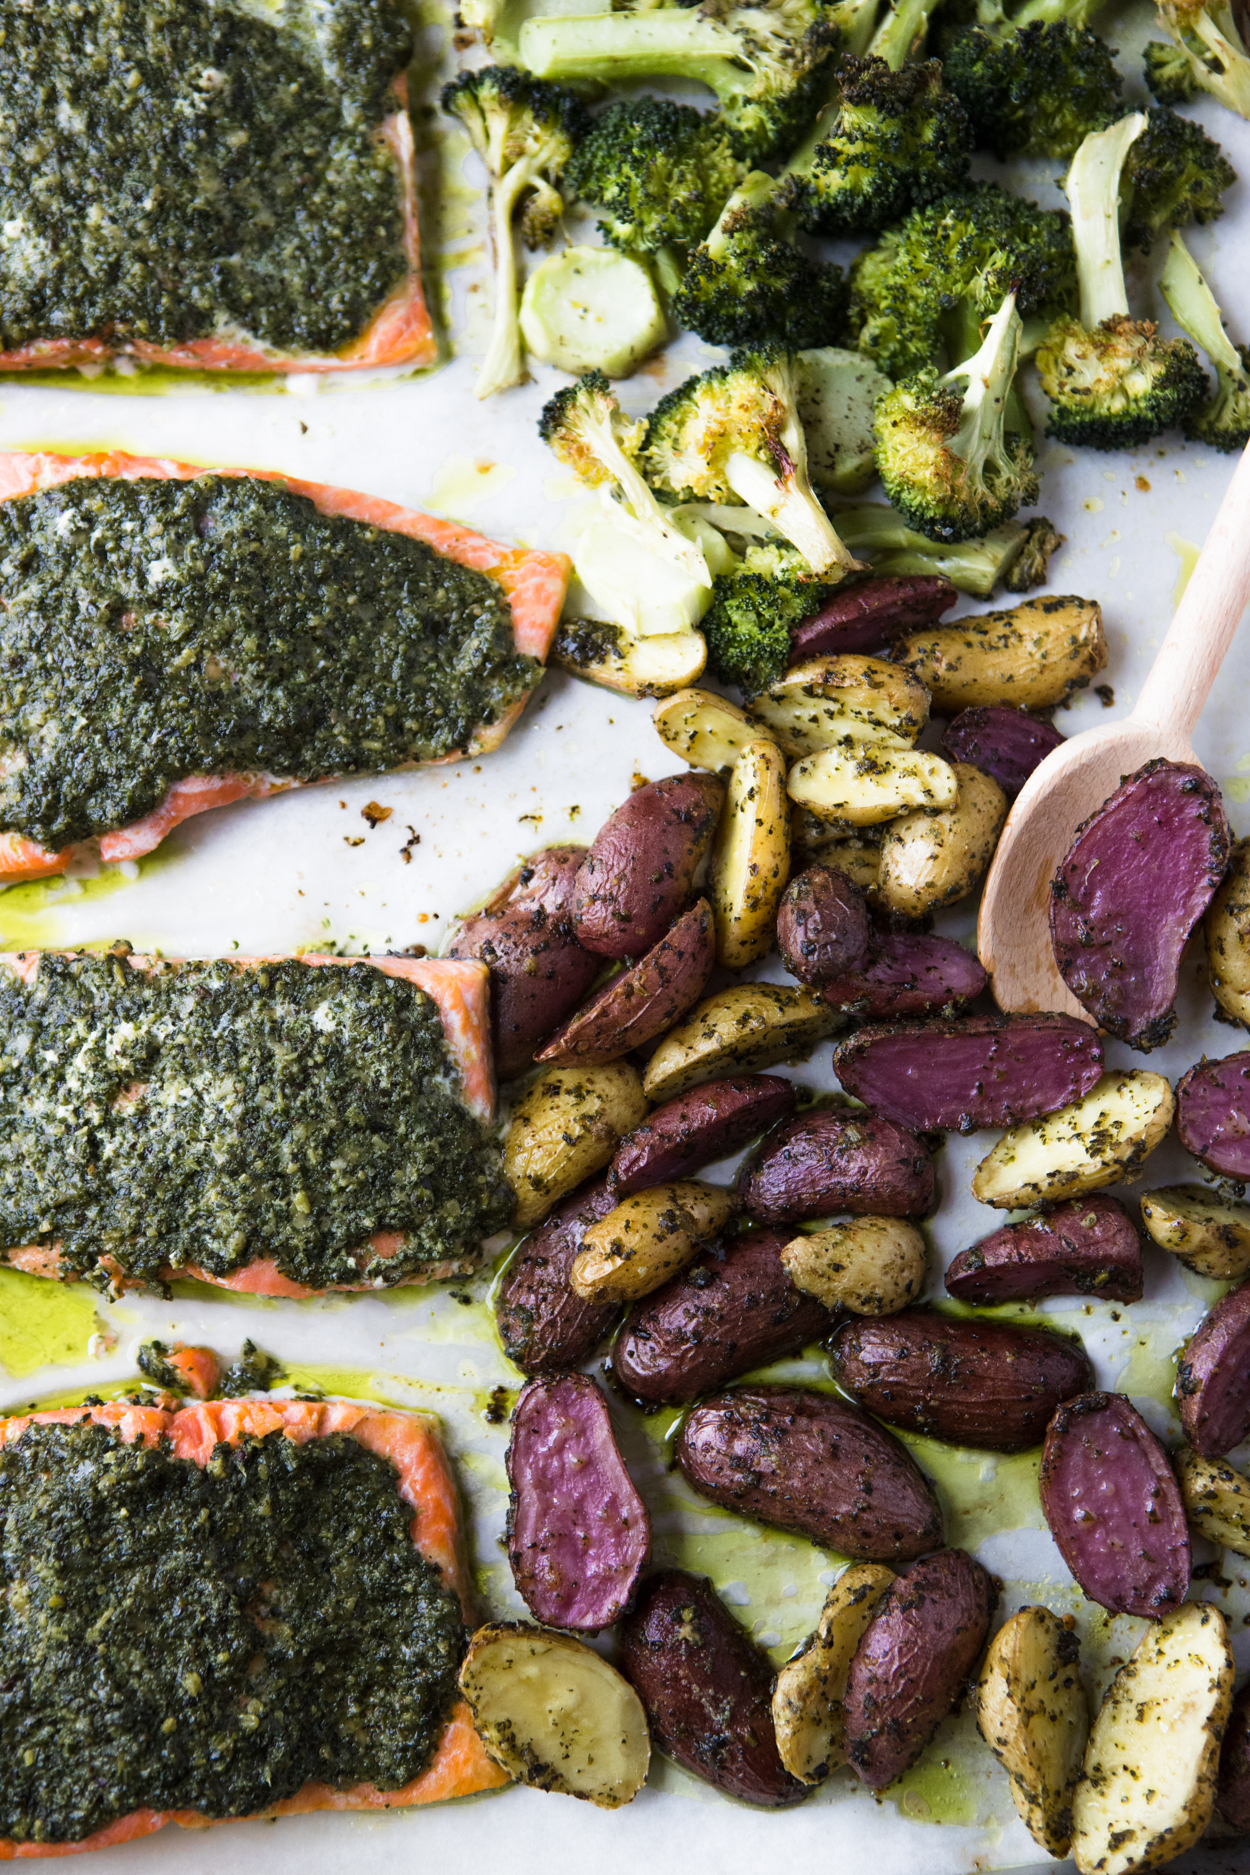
left=0, top=451, right=570, bottom=882
left=0, top=1397, right=508, bottom=1857
left=0, top=0, right=435, bottom=373
left=0, top=950, right=512, bottom=1297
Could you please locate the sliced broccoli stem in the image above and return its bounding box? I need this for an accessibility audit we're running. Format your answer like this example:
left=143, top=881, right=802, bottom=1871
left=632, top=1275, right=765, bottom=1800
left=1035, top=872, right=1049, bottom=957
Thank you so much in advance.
left=519, top=11, right=748, bottom=93
left=1159, top=0, right=1250, bottom=116
left=1067, top=112, right=1147, bottom=330
left=832, top=0, right=884, bottom=53
left=869, top=0, right=935, bottom=67
left=478, top=159, right=532, bottom=399
left=708, top=170, right=781, bottom=251
left=723, top=449, right=858, bottom=573
left=1161, top=233, right=1247, bottom=381
left=942, top=291, right=1025, bottom=480
left=1012, top=0, right=1105, bottom=28
left=833, top=503, right=1032, bottom=592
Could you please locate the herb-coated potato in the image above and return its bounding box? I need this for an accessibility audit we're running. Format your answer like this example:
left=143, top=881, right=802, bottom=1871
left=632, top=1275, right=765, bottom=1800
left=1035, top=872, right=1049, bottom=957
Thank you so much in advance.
left=781, top=1218, right=927, bottom=1315
left=772, top=1564, right=896, bottom=1785
left=971, top=1070, right=1175, bottom=1208
left=751, top=654, right=930, bottom=756
left=977, top=1607, right=1087, bottom=1860
left=505, top=1064, right=649, bottom=1229
left=1175, top=1447, right=1250, bottom=1558
left=652, top=687, right=777, bottom=775
left=788, top=574, right=955, bottom=661
left=494, top=1175, right=621, bottom=1374
left=642, top=983, right=843, bottom=1103
left=536, top=899, right=715, bottom=1065
left=1072, top=1602, right=1233, bottom=1875
left=571, top=1180, right=737, bottom=1302
left=1218, top=1683, right=1250, bottom=1833
left=821, top=930, right=988, bottom=1021
left=708, top=741, right=791, bottom=969
left=551, top=616, right=707, bottom=698
left=788, top=739, right=958, bottom=826
left=739, top=1107, right=936, bottom=1223
left=459, top=1623, right=650, bottom=1807
left=876, top=762, right=1008, bottom=918
left=791, top=822, right=884, bottom=896
left=1140, top=1184, right=1250, bottom=1281
left=942, top=704, right=1065, bottom=797
left=895, top=595, right=1107, bottom=714
left=610, top=1075, right=796, bottom=1193
left=571, top=772, right=724, bottom=960
left=1206, top=835, right=1250, bottom=1027
left=944, top=1195, right=1143, bottom=1306
left=1176, top=1278, right=1250, bottom=1458
left=776, top=863, right=872, bottom=985
left=1175, top=1051, right=1250, bottom=1179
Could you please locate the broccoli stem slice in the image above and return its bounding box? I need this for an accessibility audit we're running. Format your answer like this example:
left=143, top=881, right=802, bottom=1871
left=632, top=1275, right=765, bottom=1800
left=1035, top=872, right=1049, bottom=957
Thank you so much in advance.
left=1161, top=232, right=1248, bottom=383
left=869, top=0, right=935, bottom=67
left=587, top=409, right=714, bottom=585
left=1158, top=0, right=1250, bottom=116
left=1066, top=112, right=1147, bottom=330
left=941, top=290, right=1026, bottom=481
left=478, top=158, right=534, bottom=399
left=831, top=0, right=884, bottom=54
left=722, top=449, right=857, bottom=573
left=519, top=11, right=746, bottom=94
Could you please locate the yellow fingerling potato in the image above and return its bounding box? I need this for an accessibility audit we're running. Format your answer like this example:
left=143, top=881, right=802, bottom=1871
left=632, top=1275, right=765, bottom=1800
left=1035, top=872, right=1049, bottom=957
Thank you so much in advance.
left=708, top=740, right=791, bottom=969
left=652, top=687, right=776, bottom=775
left=876, top=762, right=1008, bottom=918
left=1205, top=836, right=1250, bottom=1027
left=505, top=1063, right=648, bottom=1229
left=571, top=1180, right=737, bottom=1301
left=977, top=1606, right=1087, bottom=1859
left=642, top=983, right=843, bottom=1103
left=1175, top=1447, right=1250, bottom=1559
left=896, top=596, right=1106, bottom=714
left=551, top=619, right=707, bottom=699
left=771, top=1564, right=896, bottom=1784
left=973, top=1071, right=1174, bottom=1208
left=787, top=740, right=957, bottom=826
left=750, top=654, right=930, bottom=755
left=1140, top=1184, right=1250, bottom=1281
left=781, top=1218, right=926, bottom=1314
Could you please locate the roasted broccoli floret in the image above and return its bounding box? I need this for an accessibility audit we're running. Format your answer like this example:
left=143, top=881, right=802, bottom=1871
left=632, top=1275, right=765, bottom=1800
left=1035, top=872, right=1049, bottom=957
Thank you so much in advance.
left=1119, top=106, right=1237, bottom=252
left=670, top=172, right=848, bottom=348
left=943, top=22, right=1122, bottom=158
left=1144, top=35, right=1203, bottom=100
left=848, top=181, right=1077, bottom=379
left=833, top=503, right=1059, bottom=592
left=518, top=0, right=839, bottom=162
left=442, top=67, right=588, bottom=400
left=1148, top=0, right=1250, bottom=117
left=780, top=57, right=970, bottom=235
left=1161, top=233, right=1250, bottom=451
left=1036, top=114, right=1207, bottom=449
left=566, top=98, right=746, bottom=256
left=703, top=542, right=837, bottom=694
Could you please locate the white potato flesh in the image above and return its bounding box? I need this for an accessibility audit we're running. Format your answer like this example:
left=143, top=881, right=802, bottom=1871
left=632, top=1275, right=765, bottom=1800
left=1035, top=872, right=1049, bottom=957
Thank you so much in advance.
left=460, top=1624, right=650, bottom=1808
left=708, top=739, right=791, bottom=968
left=787, top=741, right=958, bottom=826
left=505, top=1063, right=649, bottom=1228
left=642, top=983, right=843, bottom=1102
left=972, top=1071, right=1174, bottom=1209
left=552, top=623, right=707, bottom=698
left=653, top=687, right=775, bottom=774
left=1176, top=1449, right=1250, bottom=1558
left=771, top=1564, right=895, bottom=1782
left=977, top=1606, right=1087, bottom=1858
left=1140, top=1184, right=1250, bottom=1281
left=1072, top=1601, right=1233, bottom=1875
left=752, top=654, right=929, bottom=756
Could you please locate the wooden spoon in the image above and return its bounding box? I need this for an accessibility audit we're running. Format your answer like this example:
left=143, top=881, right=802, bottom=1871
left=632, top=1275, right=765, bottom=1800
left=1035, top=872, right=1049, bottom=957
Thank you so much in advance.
left=978, top=438, right=1250, bottom=1016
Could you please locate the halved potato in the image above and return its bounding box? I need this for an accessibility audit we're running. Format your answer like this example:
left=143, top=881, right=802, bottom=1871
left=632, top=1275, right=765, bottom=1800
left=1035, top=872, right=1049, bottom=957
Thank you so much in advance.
left=551, top=617, right=707, bottom=698
left=505, top=1063, right=649, bottom=1229
left=1140, top=1184, right=1250, bottom=1281
left=708, top=740, right=791, bottom=969
left=752, top=654, right=930, bottom=756
left=896, top=596, right=1107, bottom=715
left=771, top=1563, right=895, bottom=1783
left=793, top=825, right=884, bottom=896
left=1072, top=1601, right=1233, bottom=1875
left=652, top=687, right=777, bottom=775
left=1175, top=1448, right=1250, bottom=1558
left=572, top=1180, right=737, bottom=1301
left=876, top=762, right=1008, bottom=917
left=459, top=1623, right=650, bottom=1807
left=977, top=1606, right=1087, bottom=1859
left=1204, top=835, right=1250, bottom=1027
left=781, top=1218, right=926, bottom=1315
left=642, top=983, right=843, bottom=1102
left=972, top=1071, right=1174, bottom=1209
left=788, top=741, right=958, bottom=826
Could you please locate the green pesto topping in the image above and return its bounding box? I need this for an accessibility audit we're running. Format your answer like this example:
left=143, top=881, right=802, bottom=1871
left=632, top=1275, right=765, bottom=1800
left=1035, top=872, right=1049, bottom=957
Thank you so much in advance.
left=0, top=475, right=538, bottom=851
left=0, top=1419, right=466, bottom=1842
left=0, top=953, right=512, bottom=1291
left=0, top=0, right=413, bottom=357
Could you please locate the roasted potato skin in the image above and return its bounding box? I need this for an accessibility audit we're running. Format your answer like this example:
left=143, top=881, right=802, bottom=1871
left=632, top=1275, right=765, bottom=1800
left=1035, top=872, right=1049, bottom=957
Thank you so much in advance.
left=495, top=1175, right=622, bottom=1374
left=505, top=1063, right=649, bottom=1230
left=754, top=653, right=930, bottom=755
left=536, top=899, right=716, bottom=1066
left=820, top=930, right=988, bottom=1020
left=844, top=1548, right=996, bottom=1791
left=738, top=1108, right=936, bottom=1224
left=977, top=1606, right=1086, bottom=1859
left=652, top=687, right=767, bottom=776
left=777, top=864, right=872, bottom=986
left=708, top=740, right=791, bottom=968
left=1140, top=1184, right=1250, bottom=1280
left=876, top=762, right=1008, bottom=919
left=941, top=705, right=1065, bottom=797
left=618, top=1570, right=807, bottom=1808
left=1218, top=1682, right=1250, bottom=1832
left=782, top=1217, right=927, bottom=1316
left=1177, top=1278, right=1250, bottom=1458
left=771, top=1563, right=897, bottom=1784
left=571, top=773, right=725, bottom=960
left=611, top=1228, right=838, bottom=1404
left=609, top=1075, right=797, bottom=1195
left=1176, top=1051, right=1250, bottom=1180
left=1206, top=835, right=1250, bottom=1028
left=642, top=983, right=842, bottom=1103
left=676, top=1383, right=944, bottom=1561
left=944, top=1196, right=1143, bottom=1306
left=830, top=1310, right=1095, bottom=1452
left=571, top=1180, right=738, bottom=1302
left=789, top=576, right=956, bottom=663
left=895, top=595, right=1107, bottom=714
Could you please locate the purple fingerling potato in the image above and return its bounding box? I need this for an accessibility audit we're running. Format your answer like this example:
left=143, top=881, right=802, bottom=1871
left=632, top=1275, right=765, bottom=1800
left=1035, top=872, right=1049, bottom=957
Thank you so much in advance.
left=941, top=706, right=1065, bottom=797
left=844, top=1548, right=996, bottom=1790
left=1217, top=1683, right=1250, bottom=1832
left=494, top=1176, right=621, bottom=1375
left=1049, top=758, right=1230, bottom=1051
left=944, top=1196, right=1143, bottom=1305
left=820, top=930, right=988, bottom=1020
left=571, top=773, right=724, bottom=960
left=777, top=864, right=872, bottom=986
left=506, top=1372, right=650, bottom=1631
left=739, top=1108, right=936, bottom=1224
left=612, top=1229, right=837, bottom=1404
left=609, top=1075, right=797, bottom=1195
left=1039, top=1393, right=1190, bottom=1617
left=536, top=898, right=715, bottom=1066
left=618, top=1570, right=807, bottom=1807
left=1175, top=1053, right=1250, bottom=1181
left=788, top=576, right=957, bottom=662
left=1177, top=1279, right=1250, bottom=1458
left=833, top=1012, right=1103, bottom=1135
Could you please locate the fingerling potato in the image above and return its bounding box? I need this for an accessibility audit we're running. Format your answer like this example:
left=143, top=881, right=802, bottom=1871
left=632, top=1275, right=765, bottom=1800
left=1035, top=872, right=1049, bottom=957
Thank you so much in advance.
left=777, top=863, right=872, bottom=985
left=506, top=1064, right=649, bottom=1229
left=1140, top=1184, right=1250, bottom=1281
left=820, top=930, right=988, bottom=1020
left=495, top=1175, right=621, bottom=1374
left=571, top=1180, right=737, bottom=1301
left=1206, top=835, right=1250, bottom=1028
left=1175, top=1447, right=1250, bottom=1558
left=536, top=899, right=715, bottom=1065
left=1218, top=1683, right=1250, bottom=1831
left=708, top=741, right=791, bottom=969
left=751, top=654, right=930, bottom=755
left=895, top=595, right=1107, bottom=714
left=876, top=762, right=1008, bottom=918
left=788, top=575, right=955, bottom=661
left=1177, top=1278, right=1250, bottom=1458
left=772, top=1564, right=896, bottom=1784
left=551, top=616, right=707, bottom=699
left=459, top=1623, right=650, bottom=1807
left=788, top=740, right=958, bottom=826
left=944, top=1195, right=1143, bottom=1305
left=781, top=1217, right=927, bottom=1315
left=977, top=1606, right=1087, bottom=1859
left=971, top=1070, right=1175, bottom=1209
left=739, top=1108, right=936, bottom=1223
left=642, top=983, right=843, bottom=1103
left=610, top=1075, right=797, bottom=1194
left=572, top=772, right=724, bottom=960
left=942, top=704, right=1065, bottom=797
left=1175, top=1051, right=1250, bottom=1179
left=652, top=687, right=776, bottom=775
left=792, top=825, right=883, bottom=896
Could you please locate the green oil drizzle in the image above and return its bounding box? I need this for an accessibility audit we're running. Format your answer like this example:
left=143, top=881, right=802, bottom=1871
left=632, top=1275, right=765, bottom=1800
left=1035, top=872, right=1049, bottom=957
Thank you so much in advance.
left=0, top=850, right=174, bottom=944
left=1114, top=1321, right=1184, bottom=1418
left=0, top=1269, right=103, bottom=1378
left=889, top=1712, right=985, bottom=1826
left=895, top=1433, right=1046, bottom=1548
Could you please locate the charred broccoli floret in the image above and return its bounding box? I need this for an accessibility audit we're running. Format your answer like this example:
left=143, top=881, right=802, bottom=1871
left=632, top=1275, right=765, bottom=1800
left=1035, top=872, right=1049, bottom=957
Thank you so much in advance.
left=566, top=98, right=747, bottom=257
left=943, top=22, right=1122, bottom=158
left=848, top=181, right=1077, bottom=378
left=703, top=542, right=837, bottom=695
left=442, top=67, right=588, bottom=399
left=1119, top=106, right=1237, bottom=252
left=1161, top=233, right=1250, bottom=451
left=1144, top=35, right=1203, bottom=99
left=642, top=349, right=861, bottom=574
left=518, top=0, right=839, bottom=163
left=780, top=57, right=970, bottom=235
left=1148, top=0, right=1250, bottom=117
left=670, top=172, right=848, bottom=348
left=1036, top=113, right=1207, bottom=450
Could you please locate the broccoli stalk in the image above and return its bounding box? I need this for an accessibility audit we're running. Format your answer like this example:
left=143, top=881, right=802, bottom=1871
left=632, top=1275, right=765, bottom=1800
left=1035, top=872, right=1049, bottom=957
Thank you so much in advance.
left=670, top=170, right=848, bottom=348
left=1035, top=113, right=1208, bottom=449
left=1161, top=234, right=1250, bottom=451
left=868, top=0, right=937, bottom=67
left=1149, top=0, right=1250, bottom=117
left=835, top=504, right=1060, bottom=592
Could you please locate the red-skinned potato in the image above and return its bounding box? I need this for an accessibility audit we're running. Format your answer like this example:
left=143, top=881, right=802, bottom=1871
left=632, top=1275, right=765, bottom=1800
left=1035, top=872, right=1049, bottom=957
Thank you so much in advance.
left=830, top=1310, right=1094, bottom=1452
left=1175, top=1052, right=1250, bottom=1180
left=1039, top=1392, right=1190, bottom=1618
left=536, top=899, right=715, bottom=1066
left=495, top=1176, right=621, bottom=1374
left=676, top=1384, right=944, bottom=1561
left=941, top=706, right=1065, bottom=797
left=777, top=864, right=872, bottom=985
left=821, top=930, right=988, bottom=1020
left=618, top=1570, right=807, bottom=1808
left=1177, top=1279, right=1250, bottom=1458
left=832, top=1013, right=1103, bottom=1135
left=611, top=1228, right=837, bottom=1404
left=1050, top=758, right=1231, bottom=1052
left=788, top=575, right=957, bottom=662
left=738, top=1108, right=936, bottom=1224
left=506, top=1373, right=650, bottom=1631
left=945, top=1196, right=1143, bottom=1305
left=1218, top=1682, right=1250, bottom=1832
left=609, top=1075, right=797, bottom=1194
left=844, top=1548, right=996, bottom=1791
left=572, top=773, right=725, bottom=959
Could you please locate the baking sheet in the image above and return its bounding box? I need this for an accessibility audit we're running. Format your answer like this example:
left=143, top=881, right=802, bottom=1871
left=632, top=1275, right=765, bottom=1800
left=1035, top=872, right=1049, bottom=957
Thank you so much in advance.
left=1, top=2, right=1249, bottom=1868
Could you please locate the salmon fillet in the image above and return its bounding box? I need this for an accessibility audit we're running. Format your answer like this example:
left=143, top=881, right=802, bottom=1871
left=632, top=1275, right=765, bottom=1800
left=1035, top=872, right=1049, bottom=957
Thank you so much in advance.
left=0, top=950, right=503, bottom=1298
left=0, top=451, right=570, bottom=883
left=0, top=1397, right=508, bottom=1858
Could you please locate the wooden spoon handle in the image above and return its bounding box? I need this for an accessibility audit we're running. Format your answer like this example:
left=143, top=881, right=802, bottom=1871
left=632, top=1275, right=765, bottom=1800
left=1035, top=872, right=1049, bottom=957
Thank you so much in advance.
left=1133, top=437, right=1250, bottom=741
